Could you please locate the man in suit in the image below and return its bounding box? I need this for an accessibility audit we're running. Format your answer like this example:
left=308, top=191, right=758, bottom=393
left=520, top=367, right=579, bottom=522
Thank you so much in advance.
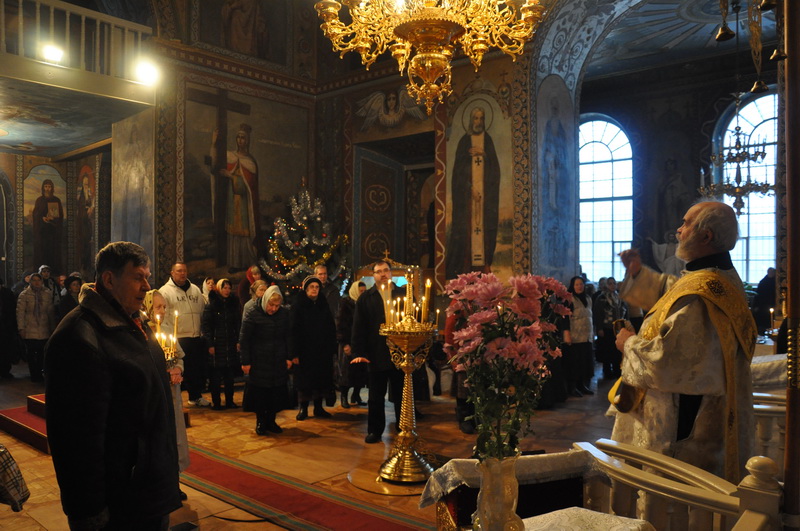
left=351, top=260, right=404, bottom=444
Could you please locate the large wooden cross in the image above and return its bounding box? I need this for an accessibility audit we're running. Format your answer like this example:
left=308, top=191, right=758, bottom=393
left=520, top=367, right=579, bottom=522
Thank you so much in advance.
left=186, top=87, right=251, bottom=264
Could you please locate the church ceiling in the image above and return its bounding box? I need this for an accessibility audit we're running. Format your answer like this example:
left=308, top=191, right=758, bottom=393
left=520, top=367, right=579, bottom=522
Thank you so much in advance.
left=586, top=0, right=777, bottom=79
left=0, top=0, right=779, bottom=159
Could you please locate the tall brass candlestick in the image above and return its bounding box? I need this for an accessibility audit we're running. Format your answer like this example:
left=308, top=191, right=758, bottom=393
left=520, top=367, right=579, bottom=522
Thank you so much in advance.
left=378, top=269, right=437, bottom=483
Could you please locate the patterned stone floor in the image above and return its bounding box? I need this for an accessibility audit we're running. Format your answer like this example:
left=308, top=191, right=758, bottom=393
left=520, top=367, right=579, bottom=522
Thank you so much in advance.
left=0, top=362, right=616, bottom=529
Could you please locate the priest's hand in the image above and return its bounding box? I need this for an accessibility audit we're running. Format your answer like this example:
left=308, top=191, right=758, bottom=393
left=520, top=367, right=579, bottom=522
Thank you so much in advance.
left=615, top=328, right=635, bottom=353
left=618, top=248, right=642, bottom=277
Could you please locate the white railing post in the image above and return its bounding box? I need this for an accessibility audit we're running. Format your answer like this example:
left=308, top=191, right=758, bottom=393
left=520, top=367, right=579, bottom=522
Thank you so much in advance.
left=735, top=456, right=782, bottom=531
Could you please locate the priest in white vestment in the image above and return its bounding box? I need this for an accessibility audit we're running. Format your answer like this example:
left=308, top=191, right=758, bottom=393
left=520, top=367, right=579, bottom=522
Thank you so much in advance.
left=612, top=201, right=756, bottom=486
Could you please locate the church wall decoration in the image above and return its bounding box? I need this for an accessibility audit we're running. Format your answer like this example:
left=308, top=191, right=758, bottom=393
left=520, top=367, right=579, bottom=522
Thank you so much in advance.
left=536, top=74, right=577, bottom=283
left=444, top=76, right=515, bottom=283
left=111, top=109, right=156, bottom=264
left=352, top=86, right=430, bottom=142
left=191, top=0, right=291, bottom=71
left=178, top=74, right=312, bottom=275
left=22, top=162, right=67, bottom=275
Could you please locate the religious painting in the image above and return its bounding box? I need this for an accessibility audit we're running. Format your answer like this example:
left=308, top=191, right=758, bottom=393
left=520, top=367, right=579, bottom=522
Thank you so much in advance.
left=352, top=87, right=430, bottom=143
left=75, top=165, right=96, bottom=279
left=111, top=109, right=155, bottom=261
left=536, top=74, right=577, bottom=282
left=194, top=0, right=288, bottom=65
left=445, top=95, right=513, bottom=282
left=183, top=81, right=310, bottom=273
left=23, top=164, right=66, bottom=273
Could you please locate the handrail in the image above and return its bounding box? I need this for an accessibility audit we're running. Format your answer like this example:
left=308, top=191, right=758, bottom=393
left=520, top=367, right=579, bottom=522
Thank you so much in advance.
left=1, top=0, right=153, bottom=81
left=753, top=392, right=787, bottom=405
left=592, top=438, right=738, bottom=495
left=574, top=441, right=741, bottom=516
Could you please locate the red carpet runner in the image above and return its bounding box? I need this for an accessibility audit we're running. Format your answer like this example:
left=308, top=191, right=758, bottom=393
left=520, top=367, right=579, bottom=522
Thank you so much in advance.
left=182, top=445, right=435, bottom=530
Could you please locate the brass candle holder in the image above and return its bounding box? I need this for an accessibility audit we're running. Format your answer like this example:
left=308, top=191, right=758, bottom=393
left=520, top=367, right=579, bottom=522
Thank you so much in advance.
left=377, top=271, right=437, bottom=483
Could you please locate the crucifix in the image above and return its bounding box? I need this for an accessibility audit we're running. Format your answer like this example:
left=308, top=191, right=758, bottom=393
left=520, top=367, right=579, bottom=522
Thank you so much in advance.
left=187, top=87, right=251, bottom=264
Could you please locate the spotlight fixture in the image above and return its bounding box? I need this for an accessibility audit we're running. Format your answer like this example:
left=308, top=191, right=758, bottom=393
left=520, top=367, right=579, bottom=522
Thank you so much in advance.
left=42, top=44, right=64, bottom=64
left=134, top=60, right=160, bottom=86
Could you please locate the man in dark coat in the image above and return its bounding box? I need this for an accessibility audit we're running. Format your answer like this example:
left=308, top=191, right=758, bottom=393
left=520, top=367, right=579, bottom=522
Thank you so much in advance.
left=352, top=260, right=404, bottom=444
left=45, top=242, right=181, bottom=530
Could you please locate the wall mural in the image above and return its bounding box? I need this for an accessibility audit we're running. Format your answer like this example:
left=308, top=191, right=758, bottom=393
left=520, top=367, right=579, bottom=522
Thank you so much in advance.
left=536, top=75, right=577, bottom=282
left=76, top=165, right=96, bottom=279
left=194, top=0, right=289, bottom=66
left=445, top=91, right=514, bottom=282
left=182, top=81, right=310, bottom=275
left=23, top=165, right=66, bottom=273
left=111, top=110, right=155, bottom=262
left=354, top=89, right=427, bottom=134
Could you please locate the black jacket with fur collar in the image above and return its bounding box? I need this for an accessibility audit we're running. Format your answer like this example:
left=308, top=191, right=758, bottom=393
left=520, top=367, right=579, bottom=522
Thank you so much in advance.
left=44, top=287, right=181, bottom=529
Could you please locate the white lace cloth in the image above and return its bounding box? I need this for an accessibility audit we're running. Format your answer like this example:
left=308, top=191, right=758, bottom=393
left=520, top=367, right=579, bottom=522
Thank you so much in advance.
left=418, top=449, right=602, bottom=509
left=524, top=506, right=655, bottom=530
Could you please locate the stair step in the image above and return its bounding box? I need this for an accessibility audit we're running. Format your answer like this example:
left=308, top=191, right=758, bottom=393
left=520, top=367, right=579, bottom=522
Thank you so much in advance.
left=27, top=394, right=46, bottom=418
left=0, top=406, right=49, bottom=454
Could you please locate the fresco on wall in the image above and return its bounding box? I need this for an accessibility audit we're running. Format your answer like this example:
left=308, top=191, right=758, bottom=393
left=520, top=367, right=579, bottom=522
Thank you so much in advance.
left=76, top=165, right=96, bottom=279
left=183, top=82, right=309, bottom=272
left=537, top=75, right=577, bottom=282
left=445, top=94, right=513, bottom=282
left=354, top=88, right=427, bottom=135
left=111, top=109, right=155, bottom=262
left=24, top=165, right=66, bottom=273
left=195, top=0, right=288, bottom=65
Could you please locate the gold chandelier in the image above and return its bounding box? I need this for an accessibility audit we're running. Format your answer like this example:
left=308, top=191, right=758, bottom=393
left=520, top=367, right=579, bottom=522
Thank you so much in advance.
left=700, top=0, right=774, bottom=216
left=315, top=0, right=546, bottom=114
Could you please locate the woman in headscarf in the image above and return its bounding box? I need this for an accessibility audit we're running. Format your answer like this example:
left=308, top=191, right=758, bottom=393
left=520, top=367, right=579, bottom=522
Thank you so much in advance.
left=141, top=289, right=190, bottom=495
left=240, top=285, right=291, bottom=435
left=201, top=277, right=216, bottom=304
left=290, top=276, right=337, bottom=420
left=242, top=279, right=268, bottom=316
left=201, top=278, right=242, bottom=409
left=16, top=272, right=55, bottom=381
left=56, top=274, right=83, bottom=323
left=564, top=276, right=595, bottom=396
left=335, top=280, right=367, bottom=408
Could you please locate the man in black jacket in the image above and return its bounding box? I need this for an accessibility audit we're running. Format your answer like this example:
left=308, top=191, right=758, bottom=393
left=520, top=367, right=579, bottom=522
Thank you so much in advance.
left=352, top=260, right=404, bottom=444
left=45, top=242, right=181, bottom=530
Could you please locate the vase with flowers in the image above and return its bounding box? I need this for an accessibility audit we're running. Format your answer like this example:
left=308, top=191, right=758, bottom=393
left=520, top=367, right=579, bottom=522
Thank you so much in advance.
left=444, top=272, right=571, bottom=530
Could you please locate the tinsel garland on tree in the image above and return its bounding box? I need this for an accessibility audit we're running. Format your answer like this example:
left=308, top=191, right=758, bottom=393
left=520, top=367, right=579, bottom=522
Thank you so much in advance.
left=260, top=186, right=349, bottom=296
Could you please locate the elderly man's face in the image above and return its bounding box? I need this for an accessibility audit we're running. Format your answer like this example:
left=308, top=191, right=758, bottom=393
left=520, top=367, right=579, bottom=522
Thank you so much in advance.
left=676, top=204, right=709, bottom=262
left=315, top=267, right=329, bottom=285
left=105, top=263, right=151, bottom=316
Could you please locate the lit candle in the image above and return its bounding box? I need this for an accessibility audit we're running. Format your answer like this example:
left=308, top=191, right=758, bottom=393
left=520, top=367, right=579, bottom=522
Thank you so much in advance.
left=173, top=310, right=179, bottom=340
left=155, top=314, right=161, bottom=336
left=436, top=309, right=441, bottom=329
left=770, top=308, right=775, bottom=331
left=423, top=279, right=431, bottom=321
left=420, top=297, right=426, bottom=323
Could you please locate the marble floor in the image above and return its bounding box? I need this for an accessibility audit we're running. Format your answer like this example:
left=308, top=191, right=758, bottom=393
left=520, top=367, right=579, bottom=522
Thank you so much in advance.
left=0, top=362, right=616, bottom=529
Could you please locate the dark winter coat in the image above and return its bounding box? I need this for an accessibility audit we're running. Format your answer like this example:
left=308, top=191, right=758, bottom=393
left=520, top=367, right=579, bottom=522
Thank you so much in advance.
left=201, top=290, right=241, bottom=368
left=290, top=291, right=336, bottom=393
left=336, top=296, right=356, bottom=346
left=44, top=287, right=181, bottom=529
left=351, top=284, right=404, bottom=372
left=240, top=298, right=290, bottom=388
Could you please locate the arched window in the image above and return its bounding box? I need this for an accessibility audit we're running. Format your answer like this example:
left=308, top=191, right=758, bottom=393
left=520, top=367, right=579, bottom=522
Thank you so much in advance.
left=715, top=93, right=777, bottom=284
left=578, top=118, right=633, bottom=282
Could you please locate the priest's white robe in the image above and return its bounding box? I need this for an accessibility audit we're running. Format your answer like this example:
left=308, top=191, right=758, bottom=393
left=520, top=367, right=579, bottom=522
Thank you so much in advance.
left=613, top=265, right=754, bottom=482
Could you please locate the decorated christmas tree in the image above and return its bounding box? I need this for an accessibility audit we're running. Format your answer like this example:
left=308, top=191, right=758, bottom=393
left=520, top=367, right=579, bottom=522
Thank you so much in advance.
left=260, top=186, right=349, bottom=297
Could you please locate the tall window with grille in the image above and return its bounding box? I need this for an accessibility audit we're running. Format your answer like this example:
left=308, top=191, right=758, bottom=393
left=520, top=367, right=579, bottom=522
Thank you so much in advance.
left=578, top=119, right=633, bottom=282
left=716, top=93, right=777, bottom=284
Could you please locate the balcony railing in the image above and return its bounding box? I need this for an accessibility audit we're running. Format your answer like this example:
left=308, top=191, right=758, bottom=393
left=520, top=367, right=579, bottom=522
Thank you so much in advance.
left=0, top=0, right=153, bottom=81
